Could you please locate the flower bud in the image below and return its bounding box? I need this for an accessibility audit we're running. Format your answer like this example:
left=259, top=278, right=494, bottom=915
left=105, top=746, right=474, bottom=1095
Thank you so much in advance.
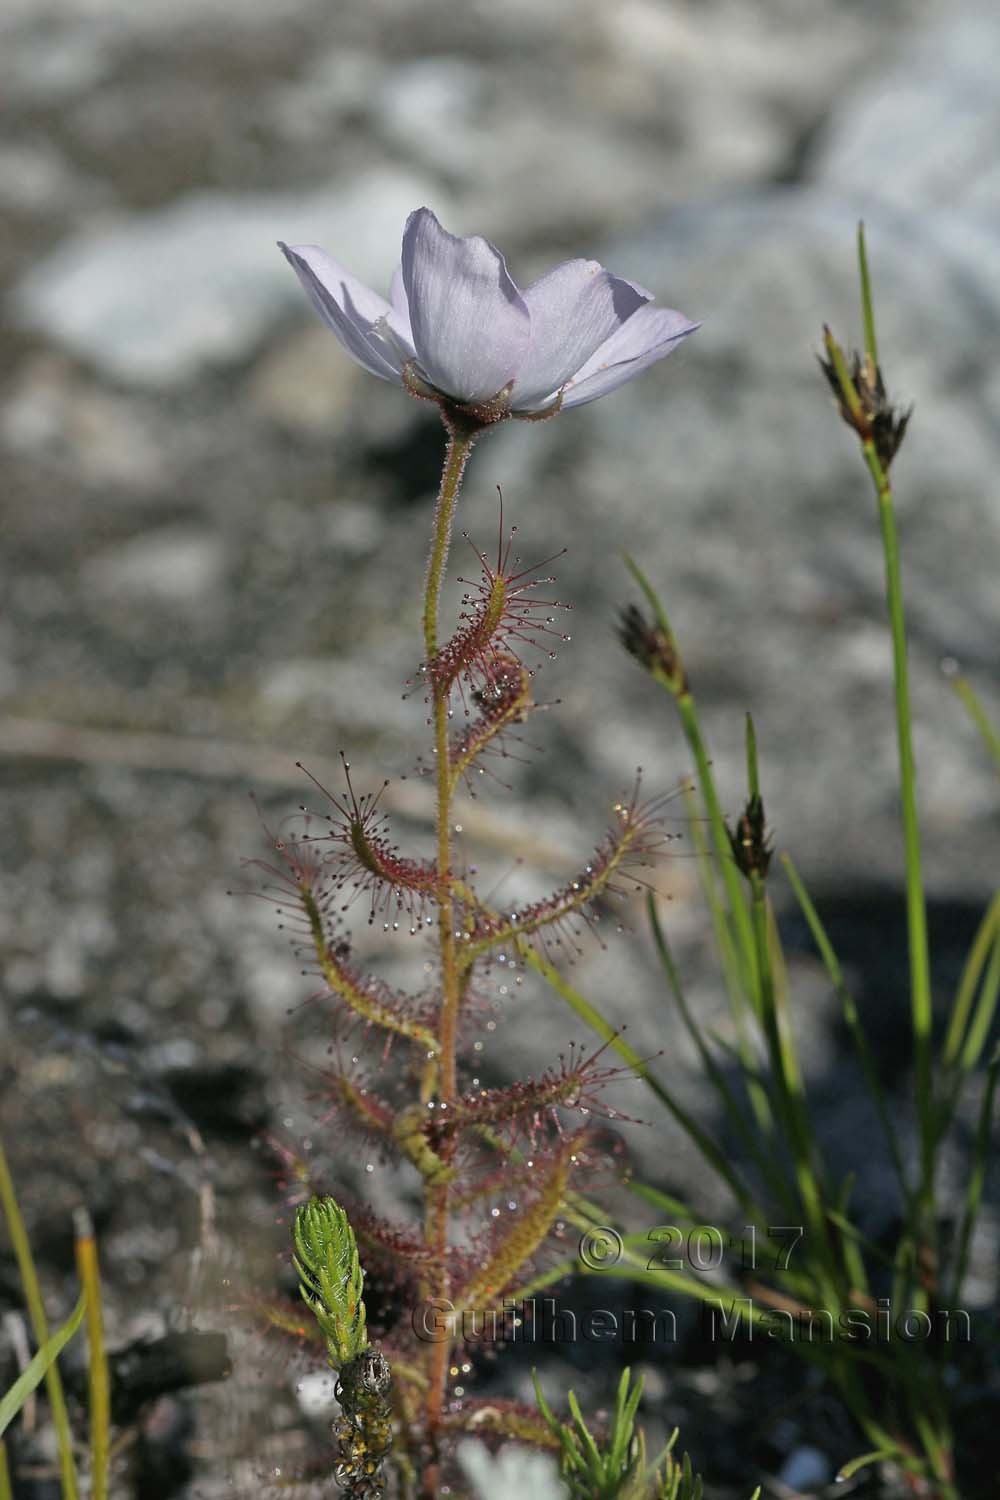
left=819, top=333, right=912, bottom=471
left=727, top=792, right=773, bottom=881
left=617, top=603, right=687, bottom=694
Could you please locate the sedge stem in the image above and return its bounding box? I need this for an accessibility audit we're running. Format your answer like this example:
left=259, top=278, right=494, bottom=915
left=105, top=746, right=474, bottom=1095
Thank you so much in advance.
left=864, top=440, right=935, bottom=1215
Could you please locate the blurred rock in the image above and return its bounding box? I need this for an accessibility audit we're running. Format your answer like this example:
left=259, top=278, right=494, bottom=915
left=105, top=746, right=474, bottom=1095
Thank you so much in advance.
left=777, top=1445, right=832, bottom=1492
left=83, top=526, right=228, bottom=608
left=266, top=46, right=385, bottom=144
left=817, top=6, right=1000, bottom=224
left=1, top=355, right=167, bottom=494
left=558, top=3, right=1000, bottom=895
left=11, top=168, right=450, bottom=386
left=246, top=324, right=364, bottom=437
left=0, top=142, right=105, bottom=216
left=377, top=57, right=489, bottom=178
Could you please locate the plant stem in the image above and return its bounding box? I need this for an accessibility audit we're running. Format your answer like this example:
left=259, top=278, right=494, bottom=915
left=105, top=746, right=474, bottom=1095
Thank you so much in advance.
left=420, top=419, right=476, bottom=1494
left=424, top=421, right=476, bottom=1099
left=748, top=878, right=838, bottom=1307
left=0, top=1139, right=79, bottom=1500
left=73, top=1210, right=109, bottom=1500
left=780, top=852, right=910, bottom=1194
left=863, top=439, right=935, bottom=1213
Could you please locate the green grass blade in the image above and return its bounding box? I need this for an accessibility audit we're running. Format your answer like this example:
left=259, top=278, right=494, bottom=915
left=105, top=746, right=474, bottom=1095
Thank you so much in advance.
left=622, top=551, right=681, bottom=657
left=646, top=895, right=793, bottom=1212
left=680, top=786, right=749, bottom=1038
left=857, top=222, right=880, bottom=369
left=780, top=852, right=909, bottom=1193
left=832, top=1175, right=870, bottom=1298
left=911, top=1408, right=957, bottom=1493
left=870, top=436, right=935, bottom=1212
left=889, top=1230, right=923, bottom=1321
left=0, top=1140, right=80, bottom=1500
left=749, top=884, right=838, bottom=1302
left=680, top=783, right=773, bottom=1136
left=943, top=888, right=1000, bottom=1068
left=824, top=1208, right=895, bottom=1270
left=624, top=1179, right=697, bottom=1225
left=949, top=1044, right=1000, bottom=1306
left=0, top=1295, right=85, bottom=1438
left=744, top=712, right=761, bottom=800
left=623, top=554, right=759, bottom=1006
left=951, top=672, right=1000, bottom=776
left=675, top=691, right=759, bottom=1005
left=960, top=927, right=1000, bottom=1071
left=826, top=313, right=935, bottom=1211
left=837, top=1447, right=898, bottom=1483
left=517, top=941, right=759, bottom=1215
left=937, top=901, right=1000, bottom=1142
left=0, top=1439, right=11, bottom=1500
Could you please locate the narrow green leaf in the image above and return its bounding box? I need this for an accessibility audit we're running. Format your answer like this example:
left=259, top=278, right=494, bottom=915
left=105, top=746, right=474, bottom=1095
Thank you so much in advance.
left=625, top=1180, right=696, bottom=1224
left=951, top=672, right=1000, bottom=777
left=532, top=1370, right=557, bottom=1428
left=780, top=853, right=909, bottom=1193
left=857, top=222, right=879, bottom=369
left=622, top=553, right=679, bottom=656
left=950, top=1045, right=1000, bottom=1305
left=0, top=1295, right=85, bottom=1438
left=0, top=1141, right=79, bottom=1500
left=647, top=894, right=794, bottom=1214
left=744, top=713, right=760, bottom=801
left=943, top=888, right=1000, bottom=1070
left=960, top=928, right=1000, bottom=1071
left=832, top=1175, right=870, bottom=1298
left=623, top=552, right=761, bottom=1024
left=519, top=941, right=757, bottom=1215
left=837, top=1447, right=897, bottom=1482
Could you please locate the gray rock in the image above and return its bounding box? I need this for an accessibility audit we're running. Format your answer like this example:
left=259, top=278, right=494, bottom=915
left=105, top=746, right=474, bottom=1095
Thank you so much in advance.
left=1, top=355, right=168, bottom=494
left=457, top=1440, right=563, bottom=1500
left=0, top=142, right=105, bottom=216
left=11, top=167, right=451, bottom=386
left=523, top=180, right=1000, bottom=890
left=777, top=1444, right=833, bottom=1492
left=266, top=46, right=386, bottom=145
left=816, top=5, right=1000, bottom=224
left=377, top=57, right=489, bottom=178
left=84, top=526, right=227, bottom=606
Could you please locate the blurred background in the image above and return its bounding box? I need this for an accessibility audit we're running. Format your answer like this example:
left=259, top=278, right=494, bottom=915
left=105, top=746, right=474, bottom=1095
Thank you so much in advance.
left=2, top=0, right=999, bottom=1494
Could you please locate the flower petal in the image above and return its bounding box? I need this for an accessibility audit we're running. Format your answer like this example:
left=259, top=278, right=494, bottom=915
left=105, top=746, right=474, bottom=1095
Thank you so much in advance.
left=388, top=263, right=410, bottom=319
left=279, top=242, right=414, bottom=382
left=401, top=208, right=530, bottom=403
left=560, top=304, right=700, bottom=409
left=511, top=260, right=650, bottom=411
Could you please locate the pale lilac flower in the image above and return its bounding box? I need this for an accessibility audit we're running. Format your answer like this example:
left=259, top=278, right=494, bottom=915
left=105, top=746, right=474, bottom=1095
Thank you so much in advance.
left=278, top=208, right=698, bottom=416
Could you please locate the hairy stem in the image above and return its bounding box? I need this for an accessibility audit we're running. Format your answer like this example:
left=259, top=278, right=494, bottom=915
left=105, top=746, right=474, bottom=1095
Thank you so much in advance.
left=420, top=419, right=476, bottom=1493
left=424, top=422, right=476, bottom=1101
